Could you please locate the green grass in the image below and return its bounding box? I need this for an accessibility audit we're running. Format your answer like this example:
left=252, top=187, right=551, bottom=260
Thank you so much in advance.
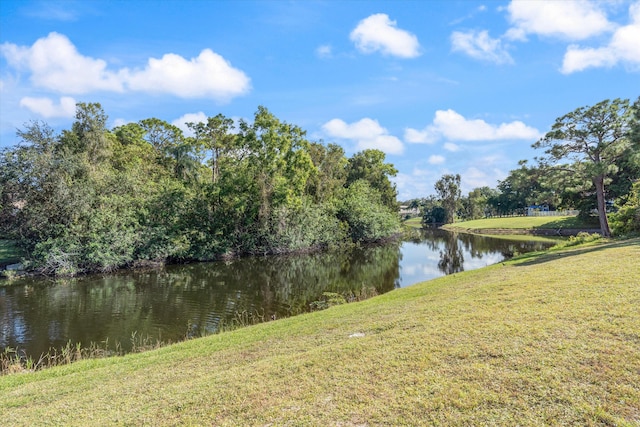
left=0, top=240, right=23, bottom=266
left=473, top=233, right=562, bottom=244
left=403, top=216, right=423, bottom=229
left=403, top=217, right=560, bottom=243
left=445, top=215, right=599, bottom=231
left=2, top=238, right=639, bottom=426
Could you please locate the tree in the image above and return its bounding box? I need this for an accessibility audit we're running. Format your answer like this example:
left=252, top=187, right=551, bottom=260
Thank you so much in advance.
left=346, top=149, right=398, bottom=211
left=463, top=186, right=499, bottom=220
left=2, top=103, right=403, bottom=274
left=421, top=196, right=446, bottom=227
left=610, top=181, right=640, bottom=235
left=306, top=142, right=347, bottom=204
left=188, top=114, right=235, bottom=184
left=434, top=174, right=461, bottom=224
left=71, top=102, right=111, bottom=164
left=533, top=98, right=636, bottom=237
left=139, top=118, right=183, bottom=152
left=336, top=180, right=400, bottom=242
left=235, top=106, right=315, bottom=227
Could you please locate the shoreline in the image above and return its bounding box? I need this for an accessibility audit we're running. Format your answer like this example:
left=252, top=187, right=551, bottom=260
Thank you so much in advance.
left=0, top=233, right=404, bottom=281
left=441, top=225, right=602, bottom=237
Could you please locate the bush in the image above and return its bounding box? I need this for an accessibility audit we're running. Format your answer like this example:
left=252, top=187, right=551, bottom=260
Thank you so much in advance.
left=610, top=181, right=640, bottom=236
left=336, top=180, right=400, bottom=243
left=262, top=202, right=346, bottom=254
left=552, top=232, right=604, bottom=249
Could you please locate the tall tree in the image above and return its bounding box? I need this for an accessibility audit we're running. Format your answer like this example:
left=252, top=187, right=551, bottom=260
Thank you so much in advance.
left=71, top=102, right=111, bottom=164
left=533, top=98, right=636, bottom=237
left=420, top=195, right=446, bottom=227
left=346, top=149, right=398, bottom=210
left=434, top=174, right=461, bottom=224
left=306, top=142, right=347, bottom=204
left=139, top=118, right=183, bottom=152
left=464, top=186, right=499, bottom=220
left=237, top=106, right=314, bottom=226
left=188, top=114, right=235, bottom=184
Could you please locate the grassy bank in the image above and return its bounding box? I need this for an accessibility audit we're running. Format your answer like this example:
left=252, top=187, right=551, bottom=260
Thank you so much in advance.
left=403, top=216, right=423, bottom=229
left=2, top=239, right=639, bottom=425
left=443, top=215, right=598, bottom=233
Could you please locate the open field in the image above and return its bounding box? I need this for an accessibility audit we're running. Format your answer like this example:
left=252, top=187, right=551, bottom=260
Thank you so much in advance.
left=1, top=238, right=639, bottom=425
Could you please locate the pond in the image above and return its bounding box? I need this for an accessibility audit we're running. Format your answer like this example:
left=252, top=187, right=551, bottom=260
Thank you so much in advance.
left=0, top=229, right=554, bottom=360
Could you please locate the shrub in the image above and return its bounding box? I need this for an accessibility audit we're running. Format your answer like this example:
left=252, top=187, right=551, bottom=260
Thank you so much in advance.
left=337, top=180, right=400, bottom=243
left=552, top=232, right=604, bottom=249
left=610, top=181, right=640, bottom=236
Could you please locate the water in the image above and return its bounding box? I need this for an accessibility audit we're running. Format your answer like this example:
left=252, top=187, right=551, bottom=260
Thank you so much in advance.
left=0, top=229, right=553, bottom=359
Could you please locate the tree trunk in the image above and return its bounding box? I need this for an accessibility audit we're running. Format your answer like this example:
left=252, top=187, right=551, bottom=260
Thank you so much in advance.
left=212, top=148, right=219, bottom=184
left=593, top=175, right=611, bottom=237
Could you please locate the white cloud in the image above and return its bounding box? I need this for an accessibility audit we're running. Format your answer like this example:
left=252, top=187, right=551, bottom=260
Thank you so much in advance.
left=394, top=170, right=437, bottom=201
left=322, top=117, right=404, bottom=155
left=428, top=155, right=446, bottom=165
left=451, top=30, right=513, bottom=64
left=323, top=118, right=384, bottom=139
left=125, top=49, right=250, bottom=100
left=350, top=13, right=421, bottom=58
left=561, top=2, right=640, bottom=73
left=112, top=118, right=131, bottom=128
left=505, top=0, right=612, bottom=41
left=394, top=154, right=512, bottom=199
left=171, top=112, right=208, bottom=136
left=404, top=127, right=436, bottom=144
left=461, top=166, right=506, bottom=193
left=19, top=96, right=76, bottom=118
left=316, top=44, right=332, bottom=58
left=405, top=109, right=541, bottom=143
left=443, top=142, right=461, bottom=152
left=1, top=32, right=124, bottom=93
left=0, top=32, right=251, bottom=101
left=24, top=2, right=80, bottom=21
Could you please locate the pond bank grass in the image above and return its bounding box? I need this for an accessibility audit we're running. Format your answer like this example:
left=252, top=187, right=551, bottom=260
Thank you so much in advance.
left=444, top=215, right=598, bottom=231
left=1, top=238, right=639, bottom=425
left=402, top=217, right=423, bottom=229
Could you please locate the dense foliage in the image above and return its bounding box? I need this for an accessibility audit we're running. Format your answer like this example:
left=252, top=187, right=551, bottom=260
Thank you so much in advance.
left=0, top=103, right=400, bottom=275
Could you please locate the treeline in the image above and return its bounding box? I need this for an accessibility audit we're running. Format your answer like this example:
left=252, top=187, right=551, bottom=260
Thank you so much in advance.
left=407, top=97, right=640, bottom=236
left=0, top=103, right=400, bottom=275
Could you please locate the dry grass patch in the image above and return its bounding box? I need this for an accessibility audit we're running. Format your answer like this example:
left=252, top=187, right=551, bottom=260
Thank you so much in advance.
left=1, top=239, right=639, bottom=425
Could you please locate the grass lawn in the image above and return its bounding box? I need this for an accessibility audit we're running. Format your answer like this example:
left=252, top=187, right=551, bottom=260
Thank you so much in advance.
left=472, top=233, right=563, bottom=244
left=403, top=217, right=560, bottom=243
left=1, top=238, right=639, bottom=425
left=445, top=215, right=599, bottom=231
left=403, top=216, right=423, bottom=229
left=0, top=240, right=23, bottom=266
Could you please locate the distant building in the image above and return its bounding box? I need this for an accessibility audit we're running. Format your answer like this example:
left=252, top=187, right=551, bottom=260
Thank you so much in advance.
left=527, top=204, right=549, bottom=216
left=398, top=205, right=420, bottom=216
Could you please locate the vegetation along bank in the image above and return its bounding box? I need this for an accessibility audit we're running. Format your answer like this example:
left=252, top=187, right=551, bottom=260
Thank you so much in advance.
left=0, top=104, right=400, bottom=276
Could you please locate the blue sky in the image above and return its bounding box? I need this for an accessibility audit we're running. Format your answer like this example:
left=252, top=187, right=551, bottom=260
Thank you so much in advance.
left=1, top=0, right=638, bottom=200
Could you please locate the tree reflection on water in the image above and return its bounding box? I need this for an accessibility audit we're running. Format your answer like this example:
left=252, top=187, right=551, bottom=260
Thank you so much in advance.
left=0, top=230, right=553, bottom=360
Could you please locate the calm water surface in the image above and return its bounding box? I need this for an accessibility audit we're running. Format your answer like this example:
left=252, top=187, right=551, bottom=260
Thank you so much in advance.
left=0, top=230, right=553, bottom=358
